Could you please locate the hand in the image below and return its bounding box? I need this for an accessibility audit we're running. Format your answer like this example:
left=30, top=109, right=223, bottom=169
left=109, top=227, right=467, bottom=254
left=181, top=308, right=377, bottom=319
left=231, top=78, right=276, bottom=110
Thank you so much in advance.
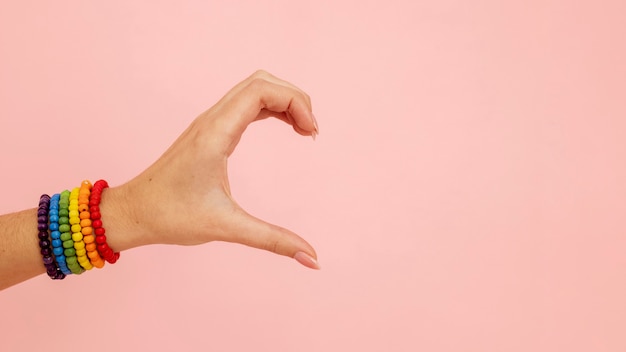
left=107, top=70, right=320, bottom=269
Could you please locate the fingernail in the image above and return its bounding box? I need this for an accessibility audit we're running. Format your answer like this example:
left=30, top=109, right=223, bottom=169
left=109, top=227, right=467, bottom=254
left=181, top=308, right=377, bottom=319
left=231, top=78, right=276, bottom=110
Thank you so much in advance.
left=294, top=251, right=320, bottom=270
left=311, top=130, right=317, bottom=141
left=311, top=113, right=319, bottom=134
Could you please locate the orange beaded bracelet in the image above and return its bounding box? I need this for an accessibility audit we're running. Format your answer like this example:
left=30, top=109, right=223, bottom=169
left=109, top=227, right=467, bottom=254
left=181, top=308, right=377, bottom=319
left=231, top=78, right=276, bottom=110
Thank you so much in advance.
left=79, top=180, right=105, bottom=268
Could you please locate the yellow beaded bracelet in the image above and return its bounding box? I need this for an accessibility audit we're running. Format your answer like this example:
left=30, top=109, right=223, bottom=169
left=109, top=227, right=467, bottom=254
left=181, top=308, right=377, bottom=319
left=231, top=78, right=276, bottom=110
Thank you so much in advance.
left=69, top=187, right=93, bottom=270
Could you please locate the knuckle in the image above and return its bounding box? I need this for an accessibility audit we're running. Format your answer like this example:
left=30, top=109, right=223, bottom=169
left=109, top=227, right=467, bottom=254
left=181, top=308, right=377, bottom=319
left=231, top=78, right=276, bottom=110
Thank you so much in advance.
left=248, top=77, right=267, bottom=90
left=251, top=69, right=270, bottom=79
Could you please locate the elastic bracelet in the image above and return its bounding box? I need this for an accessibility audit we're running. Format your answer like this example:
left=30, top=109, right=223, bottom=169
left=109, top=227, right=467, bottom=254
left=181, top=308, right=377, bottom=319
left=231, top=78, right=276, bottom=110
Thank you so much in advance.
left=90, top=180, right=120, bottom=264
left=37, top=194, right=65, bottom=280
left=60, top=190, right=84, bottom=275
left=49, top=194, right=70, bottom=275
left=70, top=187, right=92, bottom=270
left=79, top=180, right=104, bottom=268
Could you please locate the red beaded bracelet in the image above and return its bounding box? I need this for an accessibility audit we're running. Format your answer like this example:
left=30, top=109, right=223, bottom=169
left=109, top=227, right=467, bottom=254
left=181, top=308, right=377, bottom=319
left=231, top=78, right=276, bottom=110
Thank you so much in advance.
left=90, top=180, right=120, bottom=264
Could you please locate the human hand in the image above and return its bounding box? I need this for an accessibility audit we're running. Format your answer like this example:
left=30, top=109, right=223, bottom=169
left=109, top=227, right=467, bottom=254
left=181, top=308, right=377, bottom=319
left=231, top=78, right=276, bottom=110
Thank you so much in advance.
left=104, top=70, right=320, bottom=269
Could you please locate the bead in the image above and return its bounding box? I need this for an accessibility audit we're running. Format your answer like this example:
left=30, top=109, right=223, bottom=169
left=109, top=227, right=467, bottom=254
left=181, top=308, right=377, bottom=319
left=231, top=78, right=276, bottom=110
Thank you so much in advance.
left=38, top=232, right=50, bottom=240
left=60, top=232, right=72, bottom=241
left=74, top=241, right=85, bottom=250
left=69, top=217, right=80, bottom=225
left=62, top=240, right=74, bottom=248
left=78, top=260, right=92, bottom=270
left=39, top=239, right=50, bottom=248
left=87, top=250, right=100, bottom=259
left=68, top=204, right=79, bottom=211
left=59, top=208, right=69, bottom=217
left=52, top=239, right=63, bottom=248
left=71, top=224, right=82, bottom=233
left=82, top=227, right=93, bottom=236
left=53, top=246, right=64, bottom=256
left=49, top=222, right=59, bottom=231
left=68, top=265, right=83, bottom=275
left=59, top=217, right=69, bottom=225
left=92, top=219, right=102, bottom=228
left=72, top=232, right=83, bottom=241
left=64, top=248, right=76, bottom=257
left=85, top=243, right=97, bottom=251
left=50, top=230, right=61, bottom=239
left=83, top=235, right=95, bottom=244
left=79, top=211, right=90, bottom=220
left=78, top=204, right=89, bottom=212
left=43, top=256, right=54, bottom=265
left=94, top=227, right=105, bottom=236
left=37, top=223, right=48, bottom=231
left=80, top=219, right=92, bottom=227
left=95, top=235, right=107, bottom=244
left=59, top=224, right=71, bottom=233
left=75, top=248, right=87, bottom=257
left=40, top=248, right=51, bottom=256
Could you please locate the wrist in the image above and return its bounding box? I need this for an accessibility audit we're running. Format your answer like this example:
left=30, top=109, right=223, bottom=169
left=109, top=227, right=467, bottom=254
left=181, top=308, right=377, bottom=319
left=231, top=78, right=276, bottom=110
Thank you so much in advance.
left=99, top=184, right=148, bottom=252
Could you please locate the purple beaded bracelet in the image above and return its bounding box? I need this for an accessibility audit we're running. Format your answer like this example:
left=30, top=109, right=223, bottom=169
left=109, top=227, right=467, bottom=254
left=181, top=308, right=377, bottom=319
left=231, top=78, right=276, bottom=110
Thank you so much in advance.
left=38, top=194, right=65, bottom=280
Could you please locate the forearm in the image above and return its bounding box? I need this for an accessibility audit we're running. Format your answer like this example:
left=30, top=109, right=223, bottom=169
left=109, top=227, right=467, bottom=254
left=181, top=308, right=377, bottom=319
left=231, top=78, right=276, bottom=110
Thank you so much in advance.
left=0, top=186, right=140, bottom=290
left=0, top=208, right=43, bottom=290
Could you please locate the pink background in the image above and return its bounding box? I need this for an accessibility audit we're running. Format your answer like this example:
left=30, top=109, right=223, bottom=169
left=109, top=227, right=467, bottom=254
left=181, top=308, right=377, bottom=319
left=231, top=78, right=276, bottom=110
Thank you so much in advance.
left=1, top=1, right=625, bottom=351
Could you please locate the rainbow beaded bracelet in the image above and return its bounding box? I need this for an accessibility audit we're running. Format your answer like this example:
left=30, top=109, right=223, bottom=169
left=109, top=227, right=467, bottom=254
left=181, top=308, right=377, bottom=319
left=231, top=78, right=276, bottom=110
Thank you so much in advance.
left=39, top=180, right=120, bottom=280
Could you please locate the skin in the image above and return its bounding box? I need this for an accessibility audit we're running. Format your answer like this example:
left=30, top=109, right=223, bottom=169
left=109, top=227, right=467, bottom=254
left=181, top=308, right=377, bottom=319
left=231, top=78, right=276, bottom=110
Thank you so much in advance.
left=0, top=70, right=320, bottom=291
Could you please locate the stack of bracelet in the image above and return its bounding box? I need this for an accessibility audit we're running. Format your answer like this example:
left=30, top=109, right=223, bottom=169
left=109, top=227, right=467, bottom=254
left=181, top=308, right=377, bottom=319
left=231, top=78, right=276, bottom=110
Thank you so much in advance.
left=37, top=180, right=120, bottom=280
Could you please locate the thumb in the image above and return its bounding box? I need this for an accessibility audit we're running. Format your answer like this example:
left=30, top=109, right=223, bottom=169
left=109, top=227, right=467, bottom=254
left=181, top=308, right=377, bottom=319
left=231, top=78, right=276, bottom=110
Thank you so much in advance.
left=221, top=209, right=320, bottom=270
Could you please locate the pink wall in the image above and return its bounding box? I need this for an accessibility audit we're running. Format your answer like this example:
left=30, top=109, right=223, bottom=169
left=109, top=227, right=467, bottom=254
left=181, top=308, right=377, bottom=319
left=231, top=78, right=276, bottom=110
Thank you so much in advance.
left=1, top=1, right=625, bottom=351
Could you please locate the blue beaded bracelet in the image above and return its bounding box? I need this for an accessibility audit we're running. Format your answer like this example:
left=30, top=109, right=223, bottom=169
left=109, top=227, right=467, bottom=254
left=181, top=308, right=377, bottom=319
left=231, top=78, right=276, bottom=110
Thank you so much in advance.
left=38, top=194, right=65, bottom=280
left=49, top=193, right=71, bottom=275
